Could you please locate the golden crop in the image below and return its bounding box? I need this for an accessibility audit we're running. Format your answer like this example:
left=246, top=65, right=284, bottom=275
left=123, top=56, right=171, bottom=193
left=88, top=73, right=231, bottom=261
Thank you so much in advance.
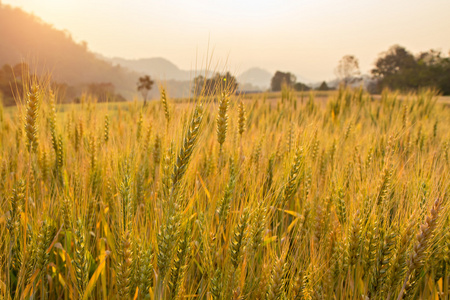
left=0, top=81, right=449, bottom=299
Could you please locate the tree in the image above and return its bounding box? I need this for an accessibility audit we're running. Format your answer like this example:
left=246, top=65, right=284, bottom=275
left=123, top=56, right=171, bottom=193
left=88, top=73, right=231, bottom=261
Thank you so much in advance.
left=192, top=72, right=238, bottom=96
left=0, top=63, right=26, bottom=105
left=192, top=75, right=205, bottom=95
left=335, top=55, right=361, bottom=86
left=294, top=82, right=311, bottom=91
left=137, top=75, right=154, bottom=105
left=271, top=71, right=296, bottom=92
left=211, top=72, right=238, bottom=94
left=371, top=45, right=417, bottom=91
left=12, top=62, right=29, bottom=79
left=372, top=46, right=416, bottom=79
left=370, top=45, right=450, bottom=94
left=87, top=82, right=115, bottom=102
left=316, top=81, right=330, bottom=91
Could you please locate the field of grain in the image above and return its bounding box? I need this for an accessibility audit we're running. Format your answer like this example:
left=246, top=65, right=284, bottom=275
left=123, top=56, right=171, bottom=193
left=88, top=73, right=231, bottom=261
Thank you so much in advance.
left=0, top=82, right=449, bottom=299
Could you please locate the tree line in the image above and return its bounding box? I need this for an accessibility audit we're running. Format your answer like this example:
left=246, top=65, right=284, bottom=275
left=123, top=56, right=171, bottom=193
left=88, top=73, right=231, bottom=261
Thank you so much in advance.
left=270, top=45, right=450, bottom=95
left=192, top=72, right=238, bottom=95
left=2, top=45, right=449, bottom=106
left=371, top=45, right=450, bottom=94
left=0, top=62, right=126, bottom=106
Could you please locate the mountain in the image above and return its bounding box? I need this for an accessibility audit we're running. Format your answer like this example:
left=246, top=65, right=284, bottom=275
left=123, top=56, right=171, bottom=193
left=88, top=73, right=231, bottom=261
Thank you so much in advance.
left=237, top=67, right=272, bottom=90
left=0, top=3, right=138, bottom=101
left=106, top=56, right=275, bottom=92
left=106, top=56, right=219, bottom=82
left=109, top=57, right=190, bottom=81
left=0, top=3, right=225, bottom=102
left=2, top=3, right=314, bottom=103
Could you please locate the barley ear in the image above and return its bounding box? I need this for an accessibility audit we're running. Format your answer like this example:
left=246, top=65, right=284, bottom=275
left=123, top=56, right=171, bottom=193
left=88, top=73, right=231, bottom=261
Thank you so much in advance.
left=172, top=103, right=204, bottom=191
left=161, top=87, right=170, bottom=127
left=25, top=85, right=40, bottom=153
left=230, top=209, right=249, bottom=268
left=116, top=230, right=133, bottom=299
left=397, top=198, right=442, bottom=300
left=281, top=147, right=304, bottom=207
left=104, top=114, right=109, bottom=143
left=216, top=92, right=229, bottom=151
left=238, top=100, right=246, bottom=136
left=267, top=255, right=286, bottom=300
left=73, top=219, right=89, bottom=298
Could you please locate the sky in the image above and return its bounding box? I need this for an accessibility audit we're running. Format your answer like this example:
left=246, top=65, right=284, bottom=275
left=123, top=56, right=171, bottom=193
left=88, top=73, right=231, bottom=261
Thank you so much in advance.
left=3, top=0, right=450, bottom=82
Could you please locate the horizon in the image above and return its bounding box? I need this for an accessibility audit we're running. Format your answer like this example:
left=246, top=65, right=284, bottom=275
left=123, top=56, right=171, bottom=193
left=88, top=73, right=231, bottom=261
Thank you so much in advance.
left=2, top=0, right=450, bottom=83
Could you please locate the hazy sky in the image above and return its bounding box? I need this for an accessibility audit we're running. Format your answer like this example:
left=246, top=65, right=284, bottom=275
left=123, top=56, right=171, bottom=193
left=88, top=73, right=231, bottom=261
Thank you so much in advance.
left=3, top=0, right=450, bottom=82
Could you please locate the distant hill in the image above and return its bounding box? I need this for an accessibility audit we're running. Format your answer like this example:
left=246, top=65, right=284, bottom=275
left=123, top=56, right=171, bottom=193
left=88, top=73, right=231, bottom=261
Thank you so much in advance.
left=2, top=3, right=317, bottom=102
left=107, top=56, right=275, bottom=92
left=107, top=56, right=247, bottom=84
left=0, top=3, right=138, bottom=101
left=237, top=67, right=272, bottom=90
left=107, top=57, right=192, bottom=81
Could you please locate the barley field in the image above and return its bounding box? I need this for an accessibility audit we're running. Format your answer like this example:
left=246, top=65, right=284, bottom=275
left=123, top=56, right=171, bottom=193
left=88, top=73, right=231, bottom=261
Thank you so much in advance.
left=0, top=80, right=449, bottom=299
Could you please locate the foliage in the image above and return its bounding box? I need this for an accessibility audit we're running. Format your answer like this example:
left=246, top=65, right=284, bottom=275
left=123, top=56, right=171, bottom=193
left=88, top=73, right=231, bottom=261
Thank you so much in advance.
left=137, top=75, right=154, bottom=105
left=0, top=63, right=125, bottom=105
left=192, top=72, right=238, bottom=96
left=335, top=55, right=361, bottom=86
left=293, top=82, right=311, bottom=91
left=316, top=81, right=331, bottom=91
left=271, top=71, right=296, bottom=91
left=88, top=82, right=116, bottom=102
left=372, top=45, right=450, bottom=94
left=0, top=63, right=27, bottom=105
